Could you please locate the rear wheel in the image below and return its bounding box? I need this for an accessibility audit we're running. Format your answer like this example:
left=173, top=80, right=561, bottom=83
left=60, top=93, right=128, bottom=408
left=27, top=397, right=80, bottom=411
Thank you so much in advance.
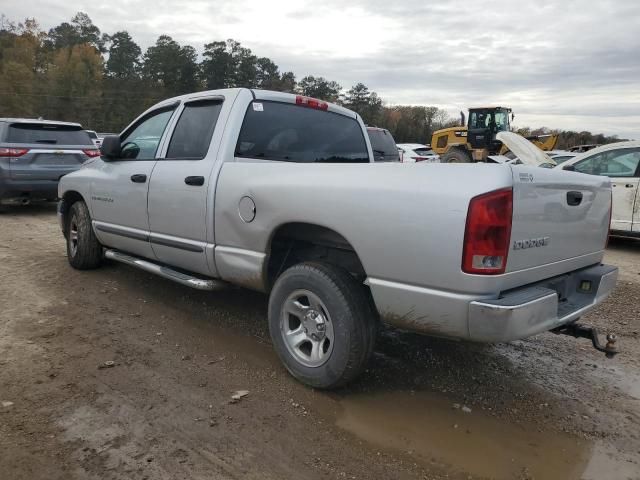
left=67, top=201, right=102, bottom=270
left=441, top=148, right=472, bottom=163
left=268, top=261, right=376, bottom=389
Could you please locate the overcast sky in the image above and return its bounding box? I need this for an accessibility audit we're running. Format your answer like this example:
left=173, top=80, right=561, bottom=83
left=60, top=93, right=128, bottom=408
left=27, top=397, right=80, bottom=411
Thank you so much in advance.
left=3, top=0, right=638, bottom=139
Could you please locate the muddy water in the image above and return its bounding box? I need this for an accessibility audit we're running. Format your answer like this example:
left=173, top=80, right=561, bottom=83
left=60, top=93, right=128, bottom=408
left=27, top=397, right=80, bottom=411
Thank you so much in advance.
left=337, top=391, right=592, bottom=479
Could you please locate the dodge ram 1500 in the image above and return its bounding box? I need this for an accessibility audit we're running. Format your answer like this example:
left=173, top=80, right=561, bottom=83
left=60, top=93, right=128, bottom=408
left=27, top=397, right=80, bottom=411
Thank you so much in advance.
left=58, top=88, right=618, bottom=388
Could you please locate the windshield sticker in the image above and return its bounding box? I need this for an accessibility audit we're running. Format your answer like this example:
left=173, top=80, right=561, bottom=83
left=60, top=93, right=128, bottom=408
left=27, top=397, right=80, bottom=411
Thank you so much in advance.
left=252, top=102, right=264, bottom=112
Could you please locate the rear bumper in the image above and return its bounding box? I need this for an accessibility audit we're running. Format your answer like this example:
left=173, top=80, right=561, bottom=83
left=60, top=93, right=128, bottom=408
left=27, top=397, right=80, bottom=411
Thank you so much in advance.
left=367, top=263, right=618, bottom=342
left=0, top=177, right=61, bottom=200
left=468, top=264, right=618, bottom=342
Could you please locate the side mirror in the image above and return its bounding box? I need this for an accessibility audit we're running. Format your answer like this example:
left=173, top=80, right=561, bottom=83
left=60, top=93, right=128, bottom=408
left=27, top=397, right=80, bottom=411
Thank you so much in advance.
left=563, top=164, right=576, bottom=171
left=100, top=135, right=121, bottom=160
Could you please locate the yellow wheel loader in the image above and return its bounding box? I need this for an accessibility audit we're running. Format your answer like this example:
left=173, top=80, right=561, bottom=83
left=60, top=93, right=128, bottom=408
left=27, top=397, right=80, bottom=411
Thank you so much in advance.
left=431, top=107, right=558, bottom=163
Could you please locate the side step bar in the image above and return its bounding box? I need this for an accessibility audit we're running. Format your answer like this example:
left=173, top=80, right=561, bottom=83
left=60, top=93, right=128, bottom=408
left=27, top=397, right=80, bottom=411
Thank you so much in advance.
left=104, top=249, right=226, bottom=291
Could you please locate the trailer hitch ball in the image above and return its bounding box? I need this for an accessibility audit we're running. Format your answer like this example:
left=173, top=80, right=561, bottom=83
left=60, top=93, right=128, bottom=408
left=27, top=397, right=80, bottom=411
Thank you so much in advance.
left=551, top=323, right=619, bottom=358
left=605, top=333, right=617, bottom=358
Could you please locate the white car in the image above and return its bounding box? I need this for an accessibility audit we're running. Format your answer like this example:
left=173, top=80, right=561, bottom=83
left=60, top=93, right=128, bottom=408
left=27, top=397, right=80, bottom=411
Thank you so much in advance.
left=396, top=143, right=439, bottom=163
left=556, top=141, right=640, bottom=236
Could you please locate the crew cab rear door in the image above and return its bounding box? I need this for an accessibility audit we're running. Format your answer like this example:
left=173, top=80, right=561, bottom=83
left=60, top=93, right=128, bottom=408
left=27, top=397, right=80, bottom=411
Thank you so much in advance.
left=147, top=95, right=227, bottom=276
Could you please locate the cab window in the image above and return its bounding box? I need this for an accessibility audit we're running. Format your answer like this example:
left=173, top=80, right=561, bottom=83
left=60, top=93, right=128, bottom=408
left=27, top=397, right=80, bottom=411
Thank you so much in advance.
left=120, top=108, right=175, bottom=160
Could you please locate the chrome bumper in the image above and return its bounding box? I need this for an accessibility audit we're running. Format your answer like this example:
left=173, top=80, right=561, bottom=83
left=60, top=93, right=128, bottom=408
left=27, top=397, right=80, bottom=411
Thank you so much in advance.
left=468, top=264, right=618, bottom=342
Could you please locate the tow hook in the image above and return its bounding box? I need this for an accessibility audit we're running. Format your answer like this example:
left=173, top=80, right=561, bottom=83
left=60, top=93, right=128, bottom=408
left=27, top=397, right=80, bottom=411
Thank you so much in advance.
left=552, top=323, right=618, bottom=358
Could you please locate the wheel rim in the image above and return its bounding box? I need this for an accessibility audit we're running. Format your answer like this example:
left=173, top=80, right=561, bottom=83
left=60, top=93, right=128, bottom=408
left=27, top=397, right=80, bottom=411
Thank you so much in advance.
left=280, top=289, right=335, bottom=368
left=69, top=216, right=79, bottom=257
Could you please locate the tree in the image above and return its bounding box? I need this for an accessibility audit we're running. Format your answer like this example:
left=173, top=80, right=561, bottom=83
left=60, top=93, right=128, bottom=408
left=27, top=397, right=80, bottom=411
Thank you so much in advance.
left=47, top=12, right=104, bottom=52
left=278, top=71, right=297, bottom=93
left=47, top=44, right=104, bottom=125
left=201, top=40, right=234, bottom=89
left=297, top=75, right=341, bottom=102
left=255, top=57, right=280, bottom=90
left=104, top=31, right=141, bottom=78
left=343, top=83, right=383, bottom=125
left=142, top=35, right=199, bottom=96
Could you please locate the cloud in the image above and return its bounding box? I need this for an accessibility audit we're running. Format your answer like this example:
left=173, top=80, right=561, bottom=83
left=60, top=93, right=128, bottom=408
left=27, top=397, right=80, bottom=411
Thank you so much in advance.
left=2, top=0, right=638, bottom=138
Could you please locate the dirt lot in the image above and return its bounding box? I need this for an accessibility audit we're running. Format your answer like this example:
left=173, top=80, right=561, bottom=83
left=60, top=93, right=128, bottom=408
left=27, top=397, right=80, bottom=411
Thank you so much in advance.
left=1, top=204, right=639, bottom=480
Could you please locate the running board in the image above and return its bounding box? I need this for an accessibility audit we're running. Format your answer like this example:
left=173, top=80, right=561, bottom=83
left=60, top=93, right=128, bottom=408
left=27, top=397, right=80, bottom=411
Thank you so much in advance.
left=104, top=249, right=226, bottom=291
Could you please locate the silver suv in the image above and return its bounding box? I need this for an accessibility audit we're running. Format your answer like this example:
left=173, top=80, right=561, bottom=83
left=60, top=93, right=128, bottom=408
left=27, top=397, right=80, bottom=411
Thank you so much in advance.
left=0, top=118, right=99, bottom=204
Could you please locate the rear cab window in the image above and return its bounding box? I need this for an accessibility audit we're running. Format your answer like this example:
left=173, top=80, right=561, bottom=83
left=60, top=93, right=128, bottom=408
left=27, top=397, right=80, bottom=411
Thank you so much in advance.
left=7, top=124, right=93, bottom=146
left=367, top=129, right=400, bottom=162
left=235, top=101, right=369, bottom=163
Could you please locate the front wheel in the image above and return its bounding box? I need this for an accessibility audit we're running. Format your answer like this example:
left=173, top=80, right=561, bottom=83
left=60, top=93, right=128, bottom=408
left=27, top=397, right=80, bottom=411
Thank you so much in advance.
left=66, top=201, right=103, bottom=270
left=268, top=261, right=376, bottom=389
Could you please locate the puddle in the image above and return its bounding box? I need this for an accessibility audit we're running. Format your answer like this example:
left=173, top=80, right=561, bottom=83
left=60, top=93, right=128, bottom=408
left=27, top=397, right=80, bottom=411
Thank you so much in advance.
left=337, top=391, right=592, bottom=479
left=581, top=442, right=640, bottom=480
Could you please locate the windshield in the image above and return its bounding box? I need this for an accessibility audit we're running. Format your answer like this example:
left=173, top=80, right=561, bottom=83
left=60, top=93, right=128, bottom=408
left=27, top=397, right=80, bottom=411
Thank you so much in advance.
left=469, top=110, right=510, bottom=132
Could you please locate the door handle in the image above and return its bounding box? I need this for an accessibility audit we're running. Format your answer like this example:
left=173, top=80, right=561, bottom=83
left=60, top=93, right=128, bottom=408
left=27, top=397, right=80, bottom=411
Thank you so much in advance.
left=625, top=184, right=635, bottom=188
left=130, top=174, right=147, bottom=183
left=184, top=176, right=205, bottom=186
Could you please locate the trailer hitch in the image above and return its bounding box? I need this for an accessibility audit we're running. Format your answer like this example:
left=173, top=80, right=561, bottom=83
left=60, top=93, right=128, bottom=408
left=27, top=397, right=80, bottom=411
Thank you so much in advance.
left=552, top=323, right=618, bottom=358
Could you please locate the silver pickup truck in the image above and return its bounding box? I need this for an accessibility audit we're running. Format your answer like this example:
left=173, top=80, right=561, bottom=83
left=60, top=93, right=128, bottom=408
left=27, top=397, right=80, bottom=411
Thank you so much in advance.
left=58, top=88, right=618, bottom=388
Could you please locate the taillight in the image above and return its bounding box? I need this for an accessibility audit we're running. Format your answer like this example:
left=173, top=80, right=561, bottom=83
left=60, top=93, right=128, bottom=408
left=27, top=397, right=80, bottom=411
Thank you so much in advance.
left=295, top=95, right=329, bottom=111
left=0, top=147, right=29, bottom=157
left=82, top=149, right=101, bottom=158
left=462, top=188, right=513, bottom=275
left=412, top=156, right=428, bottom=162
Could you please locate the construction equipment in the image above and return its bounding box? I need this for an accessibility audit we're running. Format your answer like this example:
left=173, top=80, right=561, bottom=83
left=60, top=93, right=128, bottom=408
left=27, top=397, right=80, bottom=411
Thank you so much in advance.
left=431, top=107, right=558, bottom=163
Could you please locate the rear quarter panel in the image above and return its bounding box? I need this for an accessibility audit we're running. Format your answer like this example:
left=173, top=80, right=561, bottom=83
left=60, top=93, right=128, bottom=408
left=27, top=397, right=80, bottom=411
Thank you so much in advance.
left=214, top=162, right=514, bottom=291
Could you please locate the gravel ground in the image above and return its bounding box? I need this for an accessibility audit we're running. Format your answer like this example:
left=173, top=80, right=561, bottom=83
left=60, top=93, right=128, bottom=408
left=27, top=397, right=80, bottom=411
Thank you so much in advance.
left=0, top=203, right=638, bottom=480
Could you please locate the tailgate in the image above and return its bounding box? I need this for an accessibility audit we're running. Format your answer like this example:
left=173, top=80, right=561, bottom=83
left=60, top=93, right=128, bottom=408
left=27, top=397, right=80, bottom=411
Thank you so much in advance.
left=507, top=165, right=610, bottom=272
left=9, top=148, right=87, bottom=181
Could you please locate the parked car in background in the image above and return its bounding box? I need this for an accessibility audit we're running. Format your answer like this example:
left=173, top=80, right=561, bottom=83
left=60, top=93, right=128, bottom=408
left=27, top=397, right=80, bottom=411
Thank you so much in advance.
left=86, top=130, right=100, bottom=148
left=58, top=89, right=617, bottom=388
left=557, top=141, right=640, bottom=236
left=569, top=144, right=599, bottom=153
left=366, top=127, right=400, bottom=162
left=397, top=143, right=439, bottom=163
left=0, top=118, right=99, bottom=205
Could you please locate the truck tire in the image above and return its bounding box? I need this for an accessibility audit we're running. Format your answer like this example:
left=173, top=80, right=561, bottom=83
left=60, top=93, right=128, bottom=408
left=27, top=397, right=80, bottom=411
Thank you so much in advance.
left=268, top=261, right=376, bottom=389
left=441, top=149, right=472, bottom=163
left=66, top=200, right=102, bottom=270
